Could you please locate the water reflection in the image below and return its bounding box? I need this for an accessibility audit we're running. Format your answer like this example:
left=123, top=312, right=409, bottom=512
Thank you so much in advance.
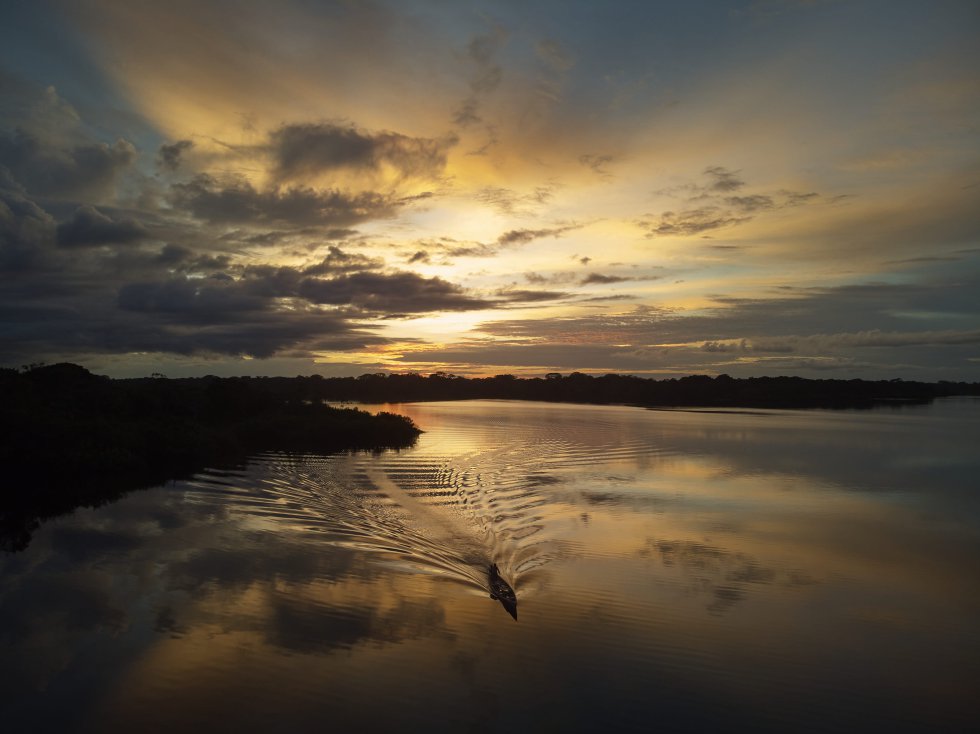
left=1, top=399, right=978, bottom=732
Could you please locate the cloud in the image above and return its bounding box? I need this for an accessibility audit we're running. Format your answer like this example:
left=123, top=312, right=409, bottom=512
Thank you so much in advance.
left=524, top=271, right=577, bottom=286
left=452, top=29, right=507, bottom=127
left=496, top=224, right=578, bottom=246
left=0, top=189, right=55, bottom=271
left=724, top=194, right=775, bottom=213
left=297, top=271, right=491, bottom=313
left=643, top=167, right=821, bottom=237
left=494, top=288, right=569, bottom=303
left=704, top=329, right=980, bottom=354
left=475, top=185, right=554, bottom=215
left=703, top=166, right=745, bottom=192
left=169, top=174, right=394, bottom=226
left=581, top=273, right=628, bottom=285
left=0, top=129, right=136, bottom=201
left=157, top=140, right=194, bottom=171
left=118, top=276, right=265, bottom=319
left=269, top=123, right=455, bottom=181
left=579, top=153, right=614, bottom=178
left=646, top=207, right=751, bottom=236
left=56, top=205, right=148, bottom=248
left=301, top=245, right=383, bottom=275
left=434, top=274, right=980, bottom=377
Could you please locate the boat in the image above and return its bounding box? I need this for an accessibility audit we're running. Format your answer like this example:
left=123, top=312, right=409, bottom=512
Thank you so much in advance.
left=489, top=563, right=518, bottom=620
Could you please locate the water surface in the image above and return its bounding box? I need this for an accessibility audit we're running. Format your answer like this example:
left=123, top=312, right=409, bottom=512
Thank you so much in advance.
left=2, top=399, right=978, bottom=732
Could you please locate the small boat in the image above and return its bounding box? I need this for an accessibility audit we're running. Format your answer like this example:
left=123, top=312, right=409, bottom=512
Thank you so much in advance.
left=489, top=563, right=518, bottom=620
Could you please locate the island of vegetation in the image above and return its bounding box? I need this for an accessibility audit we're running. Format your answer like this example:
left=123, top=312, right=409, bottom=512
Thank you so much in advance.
left=3, top=363, right=977, bottom=551
left=0, top=363, right=421, bottom=552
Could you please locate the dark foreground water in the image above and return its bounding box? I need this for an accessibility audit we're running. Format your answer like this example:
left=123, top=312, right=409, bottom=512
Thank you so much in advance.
left=2, top=399, right=979, bottom=732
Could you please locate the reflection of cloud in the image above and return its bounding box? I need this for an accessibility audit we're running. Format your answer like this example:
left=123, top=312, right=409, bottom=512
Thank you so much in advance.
left=267, top=592, right=448, bottom=654
left=642, top=539, right=780, bottom=614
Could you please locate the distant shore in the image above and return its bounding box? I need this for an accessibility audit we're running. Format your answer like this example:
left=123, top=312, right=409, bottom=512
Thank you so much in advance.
left=227, top=370, right=980, bottom=410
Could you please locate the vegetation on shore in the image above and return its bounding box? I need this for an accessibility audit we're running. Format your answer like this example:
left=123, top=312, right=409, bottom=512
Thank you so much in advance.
left=240, top=370, right=979, bottom=409
left=0, top=363, right=421, bottom=552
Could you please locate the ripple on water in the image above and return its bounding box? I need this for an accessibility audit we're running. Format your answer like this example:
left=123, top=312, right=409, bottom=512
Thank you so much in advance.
left=182, top=407, right=672, bottom=604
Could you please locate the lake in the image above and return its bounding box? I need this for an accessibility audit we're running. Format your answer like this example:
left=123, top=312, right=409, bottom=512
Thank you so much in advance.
left=2, top=399, right=978, bottom=732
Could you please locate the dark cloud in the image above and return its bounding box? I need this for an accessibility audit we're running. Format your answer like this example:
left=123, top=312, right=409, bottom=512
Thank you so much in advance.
left=444, top=242, right=498, bottom=258
left=217, top=227, right=358, bottom=247
left=56, top=205, right=147, bottom=248
left=494, top=288, right=569, bottom=303
left=497, top=224, right=578, bottom=246
left=170, top=174, right=394, bottom=226
left=783, top=191, right=819, bottom=206
left=156, top=140, right=193, bottom=171
left=269, top=123, right=455, bottom=181
left=118, top=276, right=265, bottom=320
left=297, top=271, right=491, bottom=313
left=155, top=243, right=191, bottom=265
left=113, top=265, right=492, bottom=319
left=703, top=166, right=745, bottom=192
left=725, top=194, right=775, bottom=213
left=407, top=250, right=430, bottom=264
left=524, top=271, right=577, bottom=286
left=644, top=168, right=820, bottom=237
left=581, top=273, right=628, bottom=285
left=646, top=207, right=751, bottom=237
left=0, top=189, right=55, bottom=271
left=301, top=245, right=383, bottom=275
left=0, top=128, right=135, bottom=200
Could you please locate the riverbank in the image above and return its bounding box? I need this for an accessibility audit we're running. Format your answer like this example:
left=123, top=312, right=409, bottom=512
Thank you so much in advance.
left=0, top=363, right=421, bottom=551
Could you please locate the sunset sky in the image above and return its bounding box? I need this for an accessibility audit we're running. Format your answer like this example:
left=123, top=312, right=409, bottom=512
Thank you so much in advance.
left=1, top=0, right=978, bottom=379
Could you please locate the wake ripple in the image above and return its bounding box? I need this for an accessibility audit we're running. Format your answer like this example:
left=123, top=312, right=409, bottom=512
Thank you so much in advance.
left=186, top=403, right=668, bottom=602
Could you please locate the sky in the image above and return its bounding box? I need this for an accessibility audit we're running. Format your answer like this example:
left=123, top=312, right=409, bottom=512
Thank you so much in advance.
left=0, top=0, right=978, bottom=380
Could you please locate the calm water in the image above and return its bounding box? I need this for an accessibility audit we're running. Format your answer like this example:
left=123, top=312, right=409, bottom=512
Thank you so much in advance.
left=2, top=399, right=979, bottom=732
